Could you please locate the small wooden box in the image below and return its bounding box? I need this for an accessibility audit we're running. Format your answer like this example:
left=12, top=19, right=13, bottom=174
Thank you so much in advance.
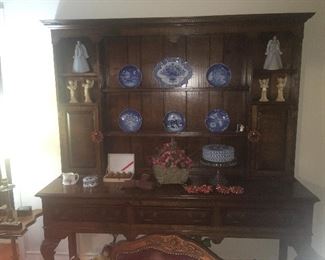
left=103, top=153, right=135, bottom=182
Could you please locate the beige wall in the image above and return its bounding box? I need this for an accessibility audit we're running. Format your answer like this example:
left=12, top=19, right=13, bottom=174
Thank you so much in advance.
left=1, top=0, right=324, bottom=259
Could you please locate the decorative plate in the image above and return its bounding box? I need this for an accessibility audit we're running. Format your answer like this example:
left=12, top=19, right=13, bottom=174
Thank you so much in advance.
left=118, top=65, right=142, bottom=88
left=153, top=57, right=192, bottom=87
left=118, top=109, right=142, bottom=133
left=163, top=111, right=186, bottom=132
left=205, top=109, right=230, bottom=133
left=206, top=63, right=231, bottom=87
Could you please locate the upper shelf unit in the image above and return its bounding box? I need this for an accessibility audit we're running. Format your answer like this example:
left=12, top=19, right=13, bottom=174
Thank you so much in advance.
left=46, top=13, right=314, bottom=176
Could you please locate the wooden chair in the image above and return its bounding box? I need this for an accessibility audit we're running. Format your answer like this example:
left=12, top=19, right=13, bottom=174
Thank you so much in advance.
left=108, top=234, right=223, bottom=260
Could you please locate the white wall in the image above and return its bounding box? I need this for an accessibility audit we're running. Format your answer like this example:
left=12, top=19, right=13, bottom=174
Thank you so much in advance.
left=1, top=0, right=324, bottom=259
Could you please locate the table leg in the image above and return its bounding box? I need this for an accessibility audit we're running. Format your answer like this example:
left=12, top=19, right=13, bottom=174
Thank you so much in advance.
left=279, top=239, right=288, bottom=260
left=290, top=236, right=324, bottom=260
left=68, top=233, right=78, bottom=259
left=40, top=238, right=61, bottom=260
left=10, top=238, right=18, bottom=260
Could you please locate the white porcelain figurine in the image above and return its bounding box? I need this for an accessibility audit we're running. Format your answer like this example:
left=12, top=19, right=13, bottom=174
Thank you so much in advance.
left=263, top=36, right=283, bottom=70
left=276, top=76, right=287, bottom=102
left=259, top=78, right=270, bottom=102
left=82, top=79, right=94, bottom=103
left=67, top=80, right=78, bottom=103
left=72, top=41, right=90, bottom=73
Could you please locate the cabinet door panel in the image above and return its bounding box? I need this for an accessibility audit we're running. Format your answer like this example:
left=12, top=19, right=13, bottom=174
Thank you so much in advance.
left=250, top=105, right=288, bottom=176
left=60, top=106, right=101, bottom=174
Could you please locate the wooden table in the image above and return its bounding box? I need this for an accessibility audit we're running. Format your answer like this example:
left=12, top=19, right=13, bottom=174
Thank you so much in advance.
left=36, top=178, right=318, bottom=260
left=0, top=209, right=42, bottom=260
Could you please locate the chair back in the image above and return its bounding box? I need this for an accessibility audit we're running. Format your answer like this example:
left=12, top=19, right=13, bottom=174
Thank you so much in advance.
left=109, top=234, right=223, bottom=260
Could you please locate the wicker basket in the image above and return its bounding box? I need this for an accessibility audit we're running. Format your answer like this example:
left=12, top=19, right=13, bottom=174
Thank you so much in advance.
left=153, top=165, right=189, bottom=184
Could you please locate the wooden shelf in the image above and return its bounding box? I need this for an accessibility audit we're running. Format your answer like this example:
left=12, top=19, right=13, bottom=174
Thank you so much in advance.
left=104, top=131, right=247, bottom=137
left=103, top=86, right=249, bottom=93
left=61, top=102, right=98, bottom=107
left=60, top=72, right=98, bottom=78
left=253, top=68, right=297, bottom=76
left=139, top=165, right=244, bottom=174
left=250, top=101, right=291, bottom=106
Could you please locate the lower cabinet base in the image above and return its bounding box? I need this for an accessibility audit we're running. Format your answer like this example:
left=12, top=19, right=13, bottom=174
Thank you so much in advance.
left=37, top=179, right=319, bottom=260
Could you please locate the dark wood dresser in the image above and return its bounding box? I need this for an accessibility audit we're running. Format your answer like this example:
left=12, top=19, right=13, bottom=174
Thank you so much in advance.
left=36, top=13, right=319, bottom=260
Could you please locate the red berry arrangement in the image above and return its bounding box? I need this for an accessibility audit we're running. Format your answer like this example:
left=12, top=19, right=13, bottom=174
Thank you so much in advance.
left=151, top=141, right=192, bottom=169
left=184, top=184, right=244, bottom=195
left=184, top=185, right=213, bottom=194
left=215, top=184, right=244, bottom=195
left=90, top=130, right=103, bottom=143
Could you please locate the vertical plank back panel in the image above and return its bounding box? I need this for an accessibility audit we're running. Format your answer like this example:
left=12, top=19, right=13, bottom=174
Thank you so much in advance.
left=209, top=34, right=224, bottom=65
left=106, top=137, right=131, bottom=154
left=209, top=91, right=224, bottom=111
left=163, top=36, right=186, bottom=59
left=141, top=36, right=163, bottom=88
left=164, top=92, right=186, bottom=115
left=127, top=36, right=141, bottom=67
left=223, top=92, right=247, bottom=131
left=105, top=37, right=128, bottom=89
left=223, top=34, right=247, bottom=87
left=187, top=91, right=209, bottom=131
left=106, top=93, right=128, bottom=131
left=142, top=92, right=164, bottom=130
left=186, top=36, right=210, bottom=88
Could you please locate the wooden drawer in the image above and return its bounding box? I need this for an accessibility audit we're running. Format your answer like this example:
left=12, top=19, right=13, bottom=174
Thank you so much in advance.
left=48, top=206, right=127, bottom=223
left=223, top=208, right=301, bottom=227
left=135, top=207, right=213, bottom=225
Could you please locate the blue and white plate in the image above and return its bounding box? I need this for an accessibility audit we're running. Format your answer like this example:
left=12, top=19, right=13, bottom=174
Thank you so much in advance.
left=153, top=57, right=192, bottom=87
left=205, top=109, right=230, bottom=133
left=206, top=63, right=231, bottom=88
left=118, top=65, right=142, bottom=88
left=118, top=109, right=142, bottom=132
left=163, top=111, right=186, bottom=132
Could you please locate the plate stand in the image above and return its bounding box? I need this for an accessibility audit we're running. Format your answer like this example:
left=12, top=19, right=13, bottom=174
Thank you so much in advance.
left=200, top=159, right=237, bottom=186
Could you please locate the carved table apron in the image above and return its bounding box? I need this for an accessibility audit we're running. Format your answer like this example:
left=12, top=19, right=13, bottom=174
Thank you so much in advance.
left=36, top=178, right=318, bottom=260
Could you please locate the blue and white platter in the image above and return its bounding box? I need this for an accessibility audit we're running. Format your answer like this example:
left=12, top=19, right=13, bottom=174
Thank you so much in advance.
left=153, top=57, right=192, bottom=87
left=206, top=63, right=231, bottom=88
left=118, top=109, right=142, bottom=133
left=205, top=109, right=230, bottom=133
left=163, top=111, right=186, bottom=133
left=118, top=65, right=142, bottom=88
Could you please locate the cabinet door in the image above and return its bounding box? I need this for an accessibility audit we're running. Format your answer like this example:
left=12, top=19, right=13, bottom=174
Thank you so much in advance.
left=249, top=105, right=289, bottom=177
left=59, top=106, right=101, bottom=174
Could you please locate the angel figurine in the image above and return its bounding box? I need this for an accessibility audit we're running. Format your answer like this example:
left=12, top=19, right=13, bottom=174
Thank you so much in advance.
left=72, top=41, right=90, bottom=73
left=82, top=79, right=94, bottom=103
left=67, top=80, right=78, bottom=103
left=259, top=78, right=269, bottom=102
left=276, top=76, right=287, bottom=102
left=263, top=36, right=283, bottom=70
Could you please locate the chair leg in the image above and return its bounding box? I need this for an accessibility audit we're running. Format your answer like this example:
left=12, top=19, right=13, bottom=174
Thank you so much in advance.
left=68, top=233, right=78, bottom=259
